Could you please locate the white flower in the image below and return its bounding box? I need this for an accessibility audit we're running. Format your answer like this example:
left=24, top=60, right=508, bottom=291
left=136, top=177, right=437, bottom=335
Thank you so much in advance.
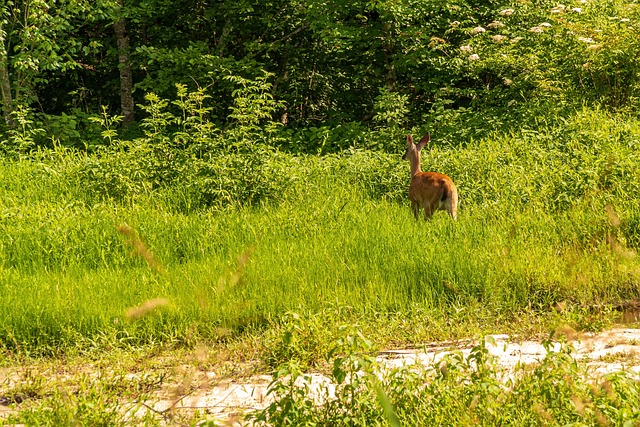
left=621, top=18, right=630, bottom=22
left=551, top=4, right=566, bottom=13
left=460, top=45, right=473, bottom=53
left=450, top=20, right=461, bottom=27
left=491, top=35, right=508, bottom=43
left=539, top=22, right=552, bottom=27
left=578, top=36, right=595, bottom=43
left=503, top=78, right=513, bottom=85
left=529, top=26, right=544, bottom=33
left=571, top=7, right=582, bottom=13
left=468, top=54, right=480, bottom=61
left=487, top=21, right=504, bottom=29
left=472, top=26, right=486, bottom=34
left=499, top=8, right=515, bottom=16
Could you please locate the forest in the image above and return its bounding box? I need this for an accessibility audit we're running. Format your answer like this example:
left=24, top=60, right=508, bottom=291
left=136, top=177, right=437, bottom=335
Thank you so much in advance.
left=2, top=0, right=640, bottom=425
left=1, top=0, right=638, bottom=151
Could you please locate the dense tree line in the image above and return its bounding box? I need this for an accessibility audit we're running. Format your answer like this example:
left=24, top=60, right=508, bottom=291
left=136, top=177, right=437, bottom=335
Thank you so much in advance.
left=1, top=0, right=639, bottom=150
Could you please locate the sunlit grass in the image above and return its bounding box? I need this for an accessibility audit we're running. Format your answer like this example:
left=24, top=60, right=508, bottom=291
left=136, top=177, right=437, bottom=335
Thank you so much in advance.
left=1, top=169, right=638, bottom=355
left=1, top=118, right=640, bottom=426
left=1, top=110, right=640, bottom=355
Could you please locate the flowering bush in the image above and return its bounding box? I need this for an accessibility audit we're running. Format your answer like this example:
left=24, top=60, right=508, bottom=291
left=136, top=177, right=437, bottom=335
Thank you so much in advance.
left=438, top=0, right=640, bottom=111
left=381, top=0, right=640, bottom=144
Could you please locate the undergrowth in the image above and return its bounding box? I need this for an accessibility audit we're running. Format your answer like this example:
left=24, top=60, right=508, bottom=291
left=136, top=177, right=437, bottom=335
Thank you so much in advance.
left=1, top=106, right=640, bottom=357
left=3, top=328, right=640, bottom=426
left=252, top=329, right=640, bottom=426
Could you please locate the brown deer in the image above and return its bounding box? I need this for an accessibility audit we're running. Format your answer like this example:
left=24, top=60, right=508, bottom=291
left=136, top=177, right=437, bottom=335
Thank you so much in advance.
left=402, top=133, right=458, bottom=220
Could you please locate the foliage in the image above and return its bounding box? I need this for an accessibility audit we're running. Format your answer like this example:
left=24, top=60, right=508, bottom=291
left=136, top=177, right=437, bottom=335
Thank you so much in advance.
left=253, top=331, right=640, bottom=426
left=71, top=77, right=293, bottom=205
left=2, top=2, right=640, bottom=423
left=0, top=0, right=108, bottom=110
left=224, top=71, right=285, bottom=147
left=373, top=87, right=410, bottom=129
left=255, top=325, right=380, bottom=426
left=2, top=0, right=640, bottom=147
left=2, top=106, right=45, bottom=156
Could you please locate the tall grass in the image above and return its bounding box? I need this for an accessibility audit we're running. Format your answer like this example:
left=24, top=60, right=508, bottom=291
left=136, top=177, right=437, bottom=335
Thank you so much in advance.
left=0, top=108, right=639, bottom=355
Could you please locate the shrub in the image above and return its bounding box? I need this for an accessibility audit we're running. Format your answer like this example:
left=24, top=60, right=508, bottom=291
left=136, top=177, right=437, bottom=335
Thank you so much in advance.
left=252, top=331, right=640, bottom=426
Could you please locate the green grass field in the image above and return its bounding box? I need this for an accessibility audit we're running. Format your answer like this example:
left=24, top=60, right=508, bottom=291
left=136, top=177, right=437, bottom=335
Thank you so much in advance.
left=2, top=108, right=640, bottom=357
left=1, top=108, right=640, bottom=425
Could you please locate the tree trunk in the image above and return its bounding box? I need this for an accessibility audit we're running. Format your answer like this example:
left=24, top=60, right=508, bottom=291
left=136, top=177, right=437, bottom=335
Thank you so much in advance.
left=0, top=22, right=15, bottom=130
left=113, top=18, right=134, bottom=127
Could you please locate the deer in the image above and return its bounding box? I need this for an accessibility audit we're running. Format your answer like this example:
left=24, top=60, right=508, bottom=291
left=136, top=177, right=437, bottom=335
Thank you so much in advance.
left=402, top=133, right=458, bottom=220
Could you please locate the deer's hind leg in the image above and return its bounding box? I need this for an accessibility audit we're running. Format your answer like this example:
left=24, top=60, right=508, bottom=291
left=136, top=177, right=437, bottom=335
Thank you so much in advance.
left=411, top=200, right=421, bottom=220
left=422, top=203, right=435, bottom=221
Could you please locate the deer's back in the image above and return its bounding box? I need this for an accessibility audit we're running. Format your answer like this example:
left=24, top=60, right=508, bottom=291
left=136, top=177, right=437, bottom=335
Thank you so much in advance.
left=409, top=172, right=457, bottom=205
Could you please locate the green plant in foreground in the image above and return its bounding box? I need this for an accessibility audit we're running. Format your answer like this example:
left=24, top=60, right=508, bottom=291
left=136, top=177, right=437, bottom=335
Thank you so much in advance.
left=254, top=325, right=380, bottom=426
left=252, top=328, right=640, bottom=426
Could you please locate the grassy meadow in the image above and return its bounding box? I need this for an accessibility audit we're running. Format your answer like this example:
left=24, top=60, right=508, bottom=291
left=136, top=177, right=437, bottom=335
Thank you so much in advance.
left=4, top=0, right=640, bottom=423
left=2, top=108, right=640, bottom=425
left=1, top=108, right=639, bottom=357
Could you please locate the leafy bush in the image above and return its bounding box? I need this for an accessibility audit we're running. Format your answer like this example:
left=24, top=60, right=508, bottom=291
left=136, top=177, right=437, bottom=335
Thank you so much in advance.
left=260, top=311, right=338, bottom=371
left=253, top=330, right=640, bottom=426
left=50, top=92, right=640, bottom=216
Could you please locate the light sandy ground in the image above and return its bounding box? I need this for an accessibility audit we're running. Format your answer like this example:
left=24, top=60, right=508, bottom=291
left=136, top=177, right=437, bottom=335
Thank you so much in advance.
left=134, top=328, right=640, bottom=423
left=2, top=328, right=640, bottom=425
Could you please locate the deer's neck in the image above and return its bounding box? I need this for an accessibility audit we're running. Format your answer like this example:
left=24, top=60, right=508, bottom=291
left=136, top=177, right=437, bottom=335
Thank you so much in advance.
left=410, top=153, right=421, bottom=178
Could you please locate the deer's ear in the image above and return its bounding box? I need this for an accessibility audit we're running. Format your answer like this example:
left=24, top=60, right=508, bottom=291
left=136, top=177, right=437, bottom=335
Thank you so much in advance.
left=416, top=133, right=430, bottom=151
left=406, top=134, right=414, bottom=147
